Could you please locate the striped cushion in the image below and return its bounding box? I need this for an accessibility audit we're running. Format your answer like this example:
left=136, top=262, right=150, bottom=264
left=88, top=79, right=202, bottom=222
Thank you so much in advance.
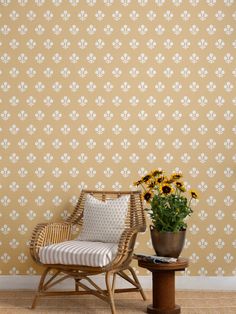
left=39, top=240, right=118, bottom=267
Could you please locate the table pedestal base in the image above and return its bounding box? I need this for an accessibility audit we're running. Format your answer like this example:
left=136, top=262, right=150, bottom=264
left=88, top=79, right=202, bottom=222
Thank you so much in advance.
left=147, top=304, right=180, bottom=314
left=137, top=258, right=188, bottom=314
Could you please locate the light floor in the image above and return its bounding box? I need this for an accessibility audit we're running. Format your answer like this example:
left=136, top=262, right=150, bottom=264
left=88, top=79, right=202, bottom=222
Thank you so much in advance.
left=0, top=290, right=235, bottom=313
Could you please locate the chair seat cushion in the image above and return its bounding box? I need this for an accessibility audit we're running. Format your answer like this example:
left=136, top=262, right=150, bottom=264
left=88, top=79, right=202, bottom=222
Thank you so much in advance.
left=38, top=240, right=118, bottom=267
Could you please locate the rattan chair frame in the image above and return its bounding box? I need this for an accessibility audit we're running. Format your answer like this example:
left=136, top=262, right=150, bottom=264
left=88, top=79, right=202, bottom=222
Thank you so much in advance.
left=30, top=190, right=146, bottom=314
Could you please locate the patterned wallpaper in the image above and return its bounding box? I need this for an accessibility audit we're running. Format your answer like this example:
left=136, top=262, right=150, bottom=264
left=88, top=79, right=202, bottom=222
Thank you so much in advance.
left=0, top=0, right=235, bottom=277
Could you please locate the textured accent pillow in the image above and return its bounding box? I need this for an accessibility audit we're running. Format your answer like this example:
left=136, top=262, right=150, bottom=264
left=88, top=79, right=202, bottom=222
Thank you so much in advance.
left=77, top=194, right=130, bottom=243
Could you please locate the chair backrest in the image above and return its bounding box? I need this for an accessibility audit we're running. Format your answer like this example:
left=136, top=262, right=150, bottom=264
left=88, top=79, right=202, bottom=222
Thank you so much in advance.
left=66, top=190, right=146, bottom=233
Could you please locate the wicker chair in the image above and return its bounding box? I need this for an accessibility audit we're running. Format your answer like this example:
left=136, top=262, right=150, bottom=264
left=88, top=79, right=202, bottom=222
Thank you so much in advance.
left=30, top=190, right=146, bottom=313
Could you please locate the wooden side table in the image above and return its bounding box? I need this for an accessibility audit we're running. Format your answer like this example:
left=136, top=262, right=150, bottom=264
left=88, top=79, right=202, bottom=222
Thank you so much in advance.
left=138, top=257, right=189, bottom=314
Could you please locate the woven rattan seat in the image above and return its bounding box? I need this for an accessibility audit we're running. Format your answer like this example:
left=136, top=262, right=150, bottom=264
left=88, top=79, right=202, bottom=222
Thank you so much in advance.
left=30, top=189, right=146, bottom=313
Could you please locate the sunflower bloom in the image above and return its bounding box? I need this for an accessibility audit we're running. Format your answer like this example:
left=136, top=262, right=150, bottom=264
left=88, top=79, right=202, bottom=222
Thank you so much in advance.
left=133, top=180, right=142, bottom=186
left=151, top=169, right=163, bottom=177
left=141, top=174, right=151, bottom=183
left=160, top=184, right=173, bottom=195
left=148, top=180, right=156, bottom=188
left=190, top=190, right=198, bottom=199
left=170, top=173, right=183, bottom=181
left=165, top=177, right=175, bottom=184
left=175, top=181, right=186, bottom=192
left=156, top=176, right=165, bottom=184
left=143, top=191, right=153, bottom=202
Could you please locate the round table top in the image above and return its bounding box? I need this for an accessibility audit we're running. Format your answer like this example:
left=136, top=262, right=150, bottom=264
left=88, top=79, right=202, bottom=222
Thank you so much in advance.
left=138, top=257, right=189, bottom=271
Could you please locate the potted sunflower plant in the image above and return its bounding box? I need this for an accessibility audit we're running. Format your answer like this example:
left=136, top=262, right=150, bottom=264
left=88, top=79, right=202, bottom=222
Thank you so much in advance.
left=134, top=169, right=198, bottom=258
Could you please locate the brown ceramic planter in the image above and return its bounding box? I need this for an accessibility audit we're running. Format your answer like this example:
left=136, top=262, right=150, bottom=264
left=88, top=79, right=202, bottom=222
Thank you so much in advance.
left=150, top=226, right=186, bottom=258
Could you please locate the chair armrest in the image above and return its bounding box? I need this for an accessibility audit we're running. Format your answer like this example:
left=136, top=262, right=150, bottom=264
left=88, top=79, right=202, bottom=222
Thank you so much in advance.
left=29, top=222, right=73, bottom=262
left=107, top=226, right=141, bottom=269
left=117, top=226, right=140, bottom=254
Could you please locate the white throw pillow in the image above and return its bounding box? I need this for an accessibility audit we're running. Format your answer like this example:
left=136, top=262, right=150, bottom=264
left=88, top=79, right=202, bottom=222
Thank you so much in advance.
left=77, top=194, right=130, bottom=243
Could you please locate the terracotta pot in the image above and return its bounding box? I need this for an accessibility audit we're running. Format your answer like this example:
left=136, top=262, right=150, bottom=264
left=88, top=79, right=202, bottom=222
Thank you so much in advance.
left=150, top=226, right=186, bottom=258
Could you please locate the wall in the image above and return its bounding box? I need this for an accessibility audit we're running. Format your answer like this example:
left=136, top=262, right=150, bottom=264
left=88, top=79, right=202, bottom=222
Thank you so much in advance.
left=0, top=0, right=235, bottom=278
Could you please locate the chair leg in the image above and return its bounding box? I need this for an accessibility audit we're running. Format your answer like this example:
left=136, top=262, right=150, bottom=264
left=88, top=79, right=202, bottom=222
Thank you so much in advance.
left=31, top=293, right=38, bottom=309
left=105, top=272, right=116, bottom=314
left=75, top=278, right=81, bottom=291
left=128, top=266, right=147, bottom=301
left=31, top=267, right=51, bottom=309
left=111, top=273, right=117, bottom=294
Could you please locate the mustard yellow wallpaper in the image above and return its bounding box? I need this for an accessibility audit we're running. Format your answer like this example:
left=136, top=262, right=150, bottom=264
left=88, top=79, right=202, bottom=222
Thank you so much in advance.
left=0, top=0, right=235, bottom=277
